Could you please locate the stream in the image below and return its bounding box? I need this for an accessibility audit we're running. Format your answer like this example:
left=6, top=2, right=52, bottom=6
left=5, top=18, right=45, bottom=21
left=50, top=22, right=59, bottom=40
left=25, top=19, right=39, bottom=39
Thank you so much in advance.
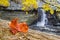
left=30, top=8, right=60, bottom=35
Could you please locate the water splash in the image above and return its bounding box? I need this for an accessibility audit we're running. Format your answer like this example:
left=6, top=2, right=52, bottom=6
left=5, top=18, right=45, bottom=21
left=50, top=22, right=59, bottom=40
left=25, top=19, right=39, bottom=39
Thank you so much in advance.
left=37, top=9, right=48, bottom=26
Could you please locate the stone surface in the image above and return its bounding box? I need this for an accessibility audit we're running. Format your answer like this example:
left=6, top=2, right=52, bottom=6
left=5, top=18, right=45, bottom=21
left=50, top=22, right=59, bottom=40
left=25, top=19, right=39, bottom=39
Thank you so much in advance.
left=0, top=18, right=60, bottom=40
left=56, top=12, right=60, bottom=20
left=0, top=11, right=38, bottom=25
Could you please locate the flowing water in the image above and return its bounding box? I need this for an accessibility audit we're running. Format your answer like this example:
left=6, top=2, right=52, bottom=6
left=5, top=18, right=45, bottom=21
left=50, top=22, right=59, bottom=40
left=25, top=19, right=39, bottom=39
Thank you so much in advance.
left=30, top=8, right=60, bottom=35
left=37, top=9, right=47, bottom=26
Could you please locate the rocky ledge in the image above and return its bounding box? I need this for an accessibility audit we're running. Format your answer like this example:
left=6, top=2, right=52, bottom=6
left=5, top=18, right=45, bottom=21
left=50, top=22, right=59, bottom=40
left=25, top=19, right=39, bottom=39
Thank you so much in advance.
left=0, top=18, right=60, bottom=40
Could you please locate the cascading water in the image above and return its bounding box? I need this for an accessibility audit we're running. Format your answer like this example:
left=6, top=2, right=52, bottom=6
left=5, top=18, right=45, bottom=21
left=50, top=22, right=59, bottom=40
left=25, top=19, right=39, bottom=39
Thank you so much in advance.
left=29, top=8, right=60, bottom=35
left=37, top=8, right=48, bottom=26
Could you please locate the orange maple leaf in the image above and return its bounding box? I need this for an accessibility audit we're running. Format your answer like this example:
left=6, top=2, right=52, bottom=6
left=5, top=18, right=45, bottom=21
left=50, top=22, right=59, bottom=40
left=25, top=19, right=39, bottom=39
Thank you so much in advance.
left=9, top=18, right=28, bottom=34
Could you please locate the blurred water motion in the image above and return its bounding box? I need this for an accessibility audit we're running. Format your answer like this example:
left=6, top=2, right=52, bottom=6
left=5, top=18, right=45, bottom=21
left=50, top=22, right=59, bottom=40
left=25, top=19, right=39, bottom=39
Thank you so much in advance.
left=37, top=9, right=47, bottom=26
left=30, top=8, right=60, bottom=35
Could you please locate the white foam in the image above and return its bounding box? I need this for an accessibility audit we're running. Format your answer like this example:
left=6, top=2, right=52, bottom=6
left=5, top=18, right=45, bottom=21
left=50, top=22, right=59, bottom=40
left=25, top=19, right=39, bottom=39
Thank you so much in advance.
left=37, top=9, right=47, bottom=26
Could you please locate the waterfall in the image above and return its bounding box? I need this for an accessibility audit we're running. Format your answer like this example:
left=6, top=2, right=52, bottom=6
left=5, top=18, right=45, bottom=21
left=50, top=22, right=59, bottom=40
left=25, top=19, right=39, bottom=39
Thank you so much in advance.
left=30, top=8, right=60, bottom=35
left=37, top=9, right=48, bottom=26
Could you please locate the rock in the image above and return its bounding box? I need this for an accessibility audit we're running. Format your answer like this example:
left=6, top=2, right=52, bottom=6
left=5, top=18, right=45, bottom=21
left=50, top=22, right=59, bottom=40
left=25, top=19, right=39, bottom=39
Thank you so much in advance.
left=11, top=0, right=22, bottom=4
left=0, top=26, right=60, bottom=40
left=0, top=18, right=60, bottom=40
left=57, top=12, right=60, bottom=20
left=7, top=1, right=22, bottom=10
left=0, top=11, right=38, bottom=25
